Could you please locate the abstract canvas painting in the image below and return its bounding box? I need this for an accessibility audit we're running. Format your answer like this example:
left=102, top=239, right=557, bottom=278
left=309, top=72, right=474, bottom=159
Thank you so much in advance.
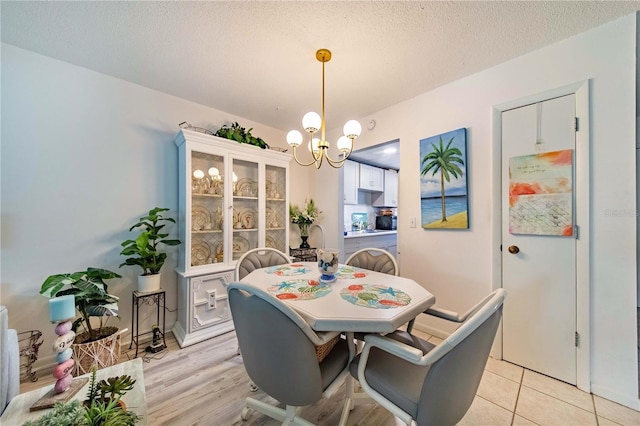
left=509, top=150, right=573, bottom=236
left=419, top=128, right=468, bottom=229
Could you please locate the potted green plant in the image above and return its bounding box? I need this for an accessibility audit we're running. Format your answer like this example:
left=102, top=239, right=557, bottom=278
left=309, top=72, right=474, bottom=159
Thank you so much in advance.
left=119, top=207, right=181, bottom=293
left=214, top=121, right=269, bottom=149
left=40, top=267, right=123, bottom=374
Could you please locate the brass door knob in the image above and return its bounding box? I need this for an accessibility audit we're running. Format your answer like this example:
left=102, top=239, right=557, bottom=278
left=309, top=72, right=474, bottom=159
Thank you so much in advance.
left=508, top=245, right=520, bottom=254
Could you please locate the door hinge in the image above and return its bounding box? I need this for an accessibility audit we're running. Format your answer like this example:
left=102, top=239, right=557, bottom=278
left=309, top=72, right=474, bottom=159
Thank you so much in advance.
left=575, top=331, right=580, bottom=347
left=574, top=117, right=579, bottom=131
left=574, top=225, right=579, bottom=239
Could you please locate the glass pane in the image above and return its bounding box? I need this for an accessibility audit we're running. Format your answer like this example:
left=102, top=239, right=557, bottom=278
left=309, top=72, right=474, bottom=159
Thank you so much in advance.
left=191, top=151, right=224, bottom=267
left=232, top=158, right=259, bottom=260
left=265, top=164, right=287, bottom=253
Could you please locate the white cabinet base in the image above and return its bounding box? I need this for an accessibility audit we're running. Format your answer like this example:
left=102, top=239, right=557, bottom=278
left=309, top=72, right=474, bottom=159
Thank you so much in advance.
left=174, top=269, right=235, bottom=347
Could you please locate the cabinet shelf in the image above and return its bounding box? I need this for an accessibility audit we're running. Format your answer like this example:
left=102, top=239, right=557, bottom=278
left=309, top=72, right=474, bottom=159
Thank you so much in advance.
left=194, top=193, right=223, bottom=198
left=193, top=230, right=223, bottom=234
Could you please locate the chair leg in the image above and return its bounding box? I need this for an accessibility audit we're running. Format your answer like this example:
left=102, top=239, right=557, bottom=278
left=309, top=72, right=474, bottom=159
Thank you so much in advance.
left=243, top=397, right=314, bottom=425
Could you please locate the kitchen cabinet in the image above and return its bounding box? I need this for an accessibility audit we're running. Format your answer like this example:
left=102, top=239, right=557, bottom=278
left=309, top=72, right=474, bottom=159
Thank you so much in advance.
left=359, top=163, right=384, bottom=192
left=343, top=232, right=397, bottom=262
left=343, top=160, right=359, bottom=205
left=173, top=129, right=291, bottom=346
left=373, top=169, right=399, bottom=207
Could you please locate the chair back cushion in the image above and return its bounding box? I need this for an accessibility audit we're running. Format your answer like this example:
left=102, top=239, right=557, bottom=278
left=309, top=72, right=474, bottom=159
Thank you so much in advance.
left=236, top=248, right=289, bottom=280
left=229, top=285, right=331, bottom=406
left=346, top=249, right=397, bottom=275
left=416, top=306, right=503, bottom=425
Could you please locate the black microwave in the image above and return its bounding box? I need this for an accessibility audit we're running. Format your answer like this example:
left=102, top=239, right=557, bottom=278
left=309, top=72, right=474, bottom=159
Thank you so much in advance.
left=376, top=215, right=397, bottom=230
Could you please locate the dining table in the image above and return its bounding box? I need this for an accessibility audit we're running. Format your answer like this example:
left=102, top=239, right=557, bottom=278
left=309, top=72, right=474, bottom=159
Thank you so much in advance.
left=239, top=261, right=436, bottom=334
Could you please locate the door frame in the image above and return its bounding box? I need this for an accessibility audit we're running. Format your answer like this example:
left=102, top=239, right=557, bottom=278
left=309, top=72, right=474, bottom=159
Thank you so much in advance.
left=491, top=80, right=591, bottom=392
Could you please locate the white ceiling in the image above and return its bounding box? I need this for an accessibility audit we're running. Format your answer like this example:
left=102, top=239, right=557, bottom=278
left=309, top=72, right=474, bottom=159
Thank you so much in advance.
left=2, top=1, right=639, bottom=151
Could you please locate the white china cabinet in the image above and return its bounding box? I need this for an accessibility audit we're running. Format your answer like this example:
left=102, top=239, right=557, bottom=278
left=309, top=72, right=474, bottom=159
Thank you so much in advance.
left=173, top=129, right=291, bottom=347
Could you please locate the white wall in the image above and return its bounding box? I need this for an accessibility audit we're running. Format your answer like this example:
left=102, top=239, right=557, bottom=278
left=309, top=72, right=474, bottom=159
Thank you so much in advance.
left=2, top=11, right=638, bottom=409
left=319, top=14, right=638, bottom=409
left=0, top=43, right=299, bottom=369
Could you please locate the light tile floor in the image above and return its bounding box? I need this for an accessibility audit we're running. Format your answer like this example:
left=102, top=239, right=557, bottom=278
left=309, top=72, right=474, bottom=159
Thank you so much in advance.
left=414, top=332, right=640, bottom=426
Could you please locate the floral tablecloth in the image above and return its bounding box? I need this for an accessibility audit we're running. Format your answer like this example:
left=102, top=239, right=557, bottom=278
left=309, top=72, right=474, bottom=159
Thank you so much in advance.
left=340, top=284, right=411, bottom=309
left=267, top=279, right=332, bottom=301
left=334, top=266, right=368, bottom=279
left=265, top=264, right=312, bottom=276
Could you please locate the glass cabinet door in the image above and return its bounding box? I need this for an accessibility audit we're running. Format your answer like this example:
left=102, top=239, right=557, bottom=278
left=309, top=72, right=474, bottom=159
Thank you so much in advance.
left=265, top=164, right=287, bottom=253
left=190, top=151, right=225, bottom=268
left=231, top=158, right=259, bottom=261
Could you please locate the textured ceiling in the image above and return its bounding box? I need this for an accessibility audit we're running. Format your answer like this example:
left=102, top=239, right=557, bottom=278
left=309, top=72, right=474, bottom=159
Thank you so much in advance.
left=2, top=1, right=639, bottom=139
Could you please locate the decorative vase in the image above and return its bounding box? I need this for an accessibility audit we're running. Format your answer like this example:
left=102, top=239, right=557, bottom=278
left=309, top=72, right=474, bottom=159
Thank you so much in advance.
left=300, top=236, right=310, bottom=249
left=317, top=248, right=340, bottom=283
left=298, top=222, right=311, bottom=249
left=138, top=274, right=161, bottom=293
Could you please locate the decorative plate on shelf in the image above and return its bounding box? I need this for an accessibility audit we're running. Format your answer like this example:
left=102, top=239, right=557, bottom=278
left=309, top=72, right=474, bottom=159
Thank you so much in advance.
left=265, top=235, right=278, bottom=249
left=238, top=208, right=257, bottom=229
left=191, top=241, right=211, bottom=266
left=265, top=207, right=280, bottom=229
left=235, top=178, right=257, bottom=197
left=232, top=236, right=250, bottom=253
left=191, top=206, right=211, bottom=231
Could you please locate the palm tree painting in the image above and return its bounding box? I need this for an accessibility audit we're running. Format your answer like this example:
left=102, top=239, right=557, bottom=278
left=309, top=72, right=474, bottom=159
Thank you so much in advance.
left=419, top=128, right=468, bottom=229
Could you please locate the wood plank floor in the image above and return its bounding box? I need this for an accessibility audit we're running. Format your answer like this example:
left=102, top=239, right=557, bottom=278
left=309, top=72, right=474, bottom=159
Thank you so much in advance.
left=21, top=331, right=392, bottom=425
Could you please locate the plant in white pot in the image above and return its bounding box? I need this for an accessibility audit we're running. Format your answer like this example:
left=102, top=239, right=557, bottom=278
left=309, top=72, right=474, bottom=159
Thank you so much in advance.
left=120, top=207, right=181, bottom=293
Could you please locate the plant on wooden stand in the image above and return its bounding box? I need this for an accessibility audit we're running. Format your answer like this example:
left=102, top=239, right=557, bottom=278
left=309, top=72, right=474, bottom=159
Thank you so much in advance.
left=120, top=207, right=181, bottom=293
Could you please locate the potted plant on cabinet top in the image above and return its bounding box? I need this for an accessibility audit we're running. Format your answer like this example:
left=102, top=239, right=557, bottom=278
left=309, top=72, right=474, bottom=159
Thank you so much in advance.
left=119, top=207, right=181, bottom=293
left=40, top=267, right=123, bottom=374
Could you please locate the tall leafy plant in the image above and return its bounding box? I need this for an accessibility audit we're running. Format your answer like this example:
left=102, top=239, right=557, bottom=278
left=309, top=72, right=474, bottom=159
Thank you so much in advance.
left=120, top=207, right=181, bottom=276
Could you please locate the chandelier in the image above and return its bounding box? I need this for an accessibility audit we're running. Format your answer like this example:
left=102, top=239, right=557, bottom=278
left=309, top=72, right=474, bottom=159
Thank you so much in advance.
left=286, top=49, right=362, bottom=169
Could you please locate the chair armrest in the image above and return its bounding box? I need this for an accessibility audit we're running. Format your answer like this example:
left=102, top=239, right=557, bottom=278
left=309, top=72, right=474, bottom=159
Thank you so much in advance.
left=424, top=306, right=465, bottom=322
left=363, top=334, right=424, bottom=364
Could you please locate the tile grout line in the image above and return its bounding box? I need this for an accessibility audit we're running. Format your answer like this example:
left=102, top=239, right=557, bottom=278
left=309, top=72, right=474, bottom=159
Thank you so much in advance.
left=510, top=366, right=525, bottom=425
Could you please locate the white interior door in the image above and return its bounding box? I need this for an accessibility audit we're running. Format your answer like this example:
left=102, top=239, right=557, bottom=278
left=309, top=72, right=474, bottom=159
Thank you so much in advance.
left=501, top=94, right=577, bottom=385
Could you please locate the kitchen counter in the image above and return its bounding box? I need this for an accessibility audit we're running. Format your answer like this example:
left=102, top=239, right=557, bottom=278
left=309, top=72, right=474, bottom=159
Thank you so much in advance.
left=344, top=230, right=397, bottom=239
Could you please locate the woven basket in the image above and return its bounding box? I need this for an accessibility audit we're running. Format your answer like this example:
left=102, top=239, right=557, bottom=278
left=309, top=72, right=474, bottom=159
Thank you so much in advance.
left=72, top=326, right=121, bottom=375
left=315, top=335, right=340, bottom=362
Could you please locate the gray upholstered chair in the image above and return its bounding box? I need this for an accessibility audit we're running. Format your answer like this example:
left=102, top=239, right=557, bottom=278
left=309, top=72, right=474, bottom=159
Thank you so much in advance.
left=235, top=247, right=290, bottom=280
left=345, top=248, right=398, bottom=276
left=228, top=281, right=352, bottom=425
left=339, top=289, right=506, bottom=426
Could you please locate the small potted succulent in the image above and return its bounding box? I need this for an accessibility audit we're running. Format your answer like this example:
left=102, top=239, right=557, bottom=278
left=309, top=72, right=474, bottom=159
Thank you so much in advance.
left=120, top=207, right=181, bottom=293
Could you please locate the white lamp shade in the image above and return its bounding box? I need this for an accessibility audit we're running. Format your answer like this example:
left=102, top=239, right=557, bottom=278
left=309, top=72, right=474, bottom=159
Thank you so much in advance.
left=343, top=120, right=362, bottom=139
left=286, top=130, right=303, bottom=147
left=208, top=167, right=220, bottom=177
left=193, top=169, right=205, bottom=179
left=336, top=136, right=353, bottom=152
left=302, top=112, right=322, bottom=133
left=308, top=138, right=320, bottom=154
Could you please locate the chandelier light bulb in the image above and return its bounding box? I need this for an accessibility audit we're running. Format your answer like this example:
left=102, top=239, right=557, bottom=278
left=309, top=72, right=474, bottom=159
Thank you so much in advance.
left=308, top=138, right=320, bottom=154
left=343, top=120, right=362, bottom=139
left=286, top=130, right=303, bottom=147
left=193, top=169, right=204, bottom=179
left=302, top=112, right=322, bottom=133
left=208, top=167, right=219, bottom=177
left=232, top=172, right=238, bottom=183
left=336, top=136, right=352, bottom=152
